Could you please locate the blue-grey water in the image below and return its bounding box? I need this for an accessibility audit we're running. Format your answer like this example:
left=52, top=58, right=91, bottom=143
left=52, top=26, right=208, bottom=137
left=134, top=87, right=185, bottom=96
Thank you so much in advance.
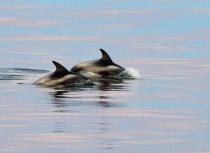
left=1, top=1, right=210, bottom=153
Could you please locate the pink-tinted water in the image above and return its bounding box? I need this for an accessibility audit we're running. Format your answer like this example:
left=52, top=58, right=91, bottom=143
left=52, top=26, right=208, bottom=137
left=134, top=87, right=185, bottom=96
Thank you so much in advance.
left=0, top=1, right=210, bottom=153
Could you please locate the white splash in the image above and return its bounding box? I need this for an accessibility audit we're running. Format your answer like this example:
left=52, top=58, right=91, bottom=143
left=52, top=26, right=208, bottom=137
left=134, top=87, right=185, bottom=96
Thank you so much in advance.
left=118, top=68, right=140, bottom=79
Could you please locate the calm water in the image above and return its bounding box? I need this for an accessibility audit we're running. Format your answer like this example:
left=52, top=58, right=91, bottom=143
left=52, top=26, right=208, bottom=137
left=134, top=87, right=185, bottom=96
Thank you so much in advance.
left=1, top=1, right=210, bottom=153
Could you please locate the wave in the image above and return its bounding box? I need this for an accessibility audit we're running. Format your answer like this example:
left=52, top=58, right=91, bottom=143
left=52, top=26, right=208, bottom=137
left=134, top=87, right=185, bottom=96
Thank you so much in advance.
left=0, top=68, right=50, bottom=82
left=0, top=68, right=50, bottom=74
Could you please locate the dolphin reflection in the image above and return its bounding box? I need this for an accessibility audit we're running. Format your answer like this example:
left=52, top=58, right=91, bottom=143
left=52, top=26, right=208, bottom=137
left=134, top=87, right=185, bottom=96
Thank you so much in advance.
left=43, top=78, right=127, bottom=109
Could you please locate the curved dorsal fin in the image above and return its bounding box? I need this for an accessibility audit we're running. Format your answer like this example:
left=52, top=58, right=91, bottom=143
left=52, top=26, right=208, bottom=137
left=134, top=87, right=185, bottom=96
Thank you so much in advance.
left=52, top=61, right=69, bottom=72
left=100, top=49, right=113, bottom=62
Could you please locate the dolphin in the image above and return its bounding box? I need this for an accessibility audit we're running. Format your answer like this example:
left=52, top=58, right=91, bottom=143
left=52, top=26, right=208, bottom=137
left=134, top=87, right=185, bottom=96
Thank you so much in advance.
left=33, top=61, right=94, bottom=86
left=71, top=49, right=125, bottom=77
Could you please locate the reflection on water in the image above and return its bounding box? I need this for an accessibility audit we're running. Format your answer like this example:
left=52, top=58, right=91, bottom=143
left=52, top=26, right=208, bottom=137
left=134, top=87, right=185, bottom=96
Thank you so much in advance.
left=1, top=0, right=210, bottom=152
left=53, top=122, right=66, bottom=133
left=0, top=62, right=210, bottom=153
left=47, top=77, right=126, bottom=110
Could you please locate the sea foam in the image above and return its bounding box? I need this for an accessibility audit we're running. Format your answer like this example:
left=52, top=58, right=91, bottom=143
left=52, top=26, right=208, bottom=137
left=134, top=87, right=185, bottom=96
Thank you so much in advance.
left=118, top=68, right=140, bottom=79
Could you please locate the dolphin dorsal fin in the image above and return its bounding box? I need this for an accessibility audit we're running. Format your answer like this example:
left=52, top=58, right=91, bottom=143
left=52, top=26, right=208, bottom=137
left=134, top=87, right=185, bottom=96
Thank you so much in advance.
left=100, top=49, right=113, bottom=62
left=52, top=61, right=69, bottom=72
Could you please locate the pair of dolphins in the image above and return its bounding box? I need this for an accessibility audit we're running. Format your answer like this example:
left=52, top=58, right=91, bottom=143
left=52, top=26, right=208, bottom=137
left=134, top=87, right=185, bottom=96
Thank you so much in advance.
left=33, top=49, right=125, bottom=86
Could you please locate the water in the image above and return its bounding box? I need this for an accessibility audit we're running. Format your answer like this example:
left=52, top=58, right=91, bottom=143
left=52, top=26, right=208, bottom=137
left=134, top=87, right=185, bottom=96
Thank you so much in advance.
left=1, top=1, right=210, bottom=152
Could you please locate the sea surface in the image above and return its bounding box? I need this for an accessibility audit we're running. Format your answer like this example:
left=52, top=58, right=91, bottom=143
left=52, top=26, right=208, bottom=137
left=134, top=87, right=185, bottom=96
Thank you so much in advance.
left=0, top=1, right=210, bottom=153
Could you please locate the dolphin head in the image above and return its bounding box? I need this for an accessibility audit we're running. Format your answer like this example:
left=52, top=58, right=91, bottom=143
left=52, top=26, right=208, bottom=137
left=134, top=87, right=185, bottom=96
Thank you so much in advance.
left=71, top=49, right=125, bottom=77
left=33, top=61, right=93, bottom=86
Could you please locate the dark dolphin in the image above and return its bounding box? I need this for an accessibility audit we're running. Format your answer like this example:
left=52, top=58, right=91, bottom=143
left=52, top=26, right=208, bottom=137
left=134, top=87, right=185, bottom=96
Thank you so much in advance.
left=71, top=49, right=125, bottom=77
left=33, top=61, right=93, bottom=86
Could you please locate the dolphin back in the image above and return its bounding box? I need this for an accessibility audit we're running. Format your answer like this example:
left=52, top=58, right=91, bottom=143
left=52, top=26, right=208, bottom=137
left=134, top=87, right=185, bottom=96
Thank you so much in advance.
left=34, top=61, right=93, bottom=86
left=71, top=49, right=125, bottom=77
